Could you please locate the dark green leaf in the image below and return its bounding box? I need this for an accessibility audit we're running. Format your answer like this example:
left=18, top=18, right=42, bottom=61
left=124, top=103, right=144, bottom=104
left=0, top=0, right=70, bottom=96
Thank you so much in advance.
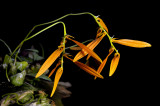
left=27, top=73, right=52, bottom=81
left=25, top=49, right=39, bottom=53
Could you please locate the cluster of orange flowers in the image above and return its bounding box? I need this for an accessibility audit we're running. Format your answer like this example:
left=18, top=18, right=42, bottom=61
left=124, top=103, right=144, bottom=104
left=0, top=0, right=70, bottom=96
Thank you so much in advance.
left=35, top=16, right=151, bottom=97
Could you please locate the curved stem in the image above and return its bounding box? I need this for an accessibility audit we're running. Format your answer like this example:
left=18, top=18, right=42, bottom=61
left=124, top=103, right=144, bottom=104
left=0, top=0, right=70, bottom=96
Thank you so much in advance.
left=24, top=21, right=66, bottom=41
left=0, top=39, right=12, bottom=54
left=5, top=68, right=10, bottom=82
left=11, top=12, right=94, bottom=57
left=11, top=21, right=67, bottom=61
left=88, top=15, right=119, bottom=53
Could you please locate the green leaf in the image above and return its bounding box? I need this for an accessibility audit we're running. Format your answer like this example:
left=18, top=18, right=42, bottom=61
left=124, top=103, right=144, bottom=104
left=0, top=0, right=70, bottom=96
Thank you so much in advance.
left=27, top=73, right=52, bottom=81
left=19, top=56, right=33, bottom=63
left=8, top=63, right=17, bottom=75
left=33, top=53, right=44, bottom=61
left=3, top=54, right=12, bottom=64
left=28, top=52, right=44, bottom=61
left=10, top=70, right=26, bottom=86
left=3, top=54, right=12, bottom=69
left=15, top=61, right=28, bottom=71
left=25, top=49, right=39, bottom=53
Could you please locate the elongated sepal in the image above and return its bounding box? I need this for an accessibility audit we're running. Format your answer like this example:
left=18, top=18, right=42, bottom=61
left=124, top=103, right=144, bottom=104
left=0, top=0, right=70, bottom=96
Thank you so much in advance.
left=109, top=52, right=120, bottom=76
left=112, top=39, right=151, bottom=48
left=64, top=55, right=104, bottom=79
left=48, top=61, right=61, bottom=78
left=50, top=67, right=63, bottom=97
left=94, top=47, right=114, bottom=80
left=35, top=47, right=64, bottom=78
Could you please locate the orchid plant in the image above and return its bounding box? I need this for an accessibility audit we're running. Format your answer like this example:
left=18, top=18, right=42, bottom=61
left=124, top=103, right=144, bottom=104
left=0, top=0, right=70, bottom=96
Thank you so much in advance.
left=6, top=12, right=151, bottom=97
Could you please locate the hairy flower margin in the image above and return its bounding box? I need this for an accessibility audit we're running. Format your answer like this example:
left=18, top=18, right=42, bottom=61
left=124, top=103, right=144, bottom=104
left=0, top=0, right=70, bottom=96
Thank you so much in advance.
left=34, top=13, right=151, bottom=97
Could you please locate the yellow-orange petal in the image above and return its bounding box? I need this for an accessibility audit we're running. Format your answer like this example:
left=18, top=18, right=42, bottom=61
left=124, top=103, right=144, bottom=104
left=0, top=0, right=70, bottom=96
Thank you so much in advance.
left=35, top=47, right=64, bottom=78
left=67, top=37, right=102, bottom=63
left=64, top=55, right=103, bottom=79
left=109, top=53, right=120, bottom=76
left=94, top=47, right=114, bottom=80
left=97, top=17, right=109, bottom=33
left=50, top=67, right=63, bottom=97
left=112, top=39, right=151, bottom=48
left=48, top=61, right=61, bottom=78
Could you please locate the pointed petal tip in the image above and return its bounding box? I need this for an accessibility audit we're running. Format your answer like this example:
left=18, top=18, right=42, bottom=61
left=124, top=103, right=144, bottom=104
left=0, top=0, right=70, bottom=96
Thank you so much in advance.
left=35, top=72, right=40, bottom=78
left=99, top=59, right=103, bottom=63
left=35, top=75, right=39, bottom=78
left=147, top=43, right=152, bottom=47
left=101, top=75, right=104, bottom=79
left=73, top=58, right=77, bottom=62
left=94, top=75, right=104, bottom=79
left=109, top=72, right=114, bottom=77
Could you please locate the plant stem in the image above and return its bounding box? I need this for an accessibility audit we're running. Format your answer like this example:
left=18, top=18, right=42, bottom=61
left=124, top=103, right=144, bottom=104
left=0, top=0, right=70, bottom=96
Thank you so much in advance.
left=24, top=21, right=66, bottom=41
left=5, top=68, right=10, bottom=82
left=0, top=39, right=12, bottom=54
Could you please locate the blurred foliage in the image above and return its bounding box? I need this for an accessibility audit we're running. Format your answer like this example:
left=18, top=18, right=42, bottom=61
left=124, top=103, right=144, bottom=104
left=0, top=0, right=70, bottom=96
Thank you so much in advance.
left=0, top=45, right=71, bottom=106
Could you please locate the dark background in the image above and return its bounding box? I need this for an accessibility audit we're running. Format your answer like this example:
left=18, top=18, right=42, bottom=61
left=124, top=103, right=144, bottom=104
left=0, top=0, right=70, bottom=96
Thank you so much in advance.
left=0, top=1, right=157, bottom=105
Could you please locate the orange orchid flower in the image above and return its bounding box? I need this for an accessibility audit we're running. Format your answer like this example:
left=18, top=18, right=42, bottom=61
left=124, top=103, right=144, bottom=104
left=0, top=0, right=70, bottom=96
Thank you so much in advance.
left=73, top=35, right=104, bottom=62
left=66, top=37, right=103, bottom=63
left=50, top=67, right=63, bottom=97
left=64, top=55, right=104, bottom=79
left=112, top=39, right=151, bottom=48
left=48, top=61, right=61, bottom=78
left=109, top=52, right=120, bottom=76
left=72, top=32, right=106, bottom=62
left=94, top=47, right=114, bottom=80
left=35, top=46, right=64, bottom=78
left=96, top=17, right=109, bottom=33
